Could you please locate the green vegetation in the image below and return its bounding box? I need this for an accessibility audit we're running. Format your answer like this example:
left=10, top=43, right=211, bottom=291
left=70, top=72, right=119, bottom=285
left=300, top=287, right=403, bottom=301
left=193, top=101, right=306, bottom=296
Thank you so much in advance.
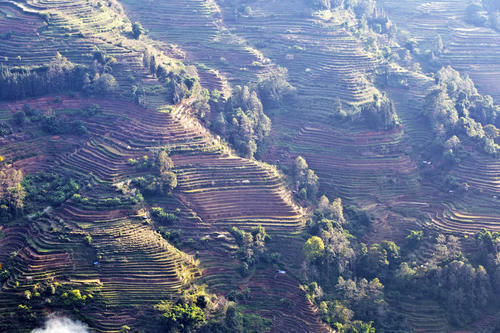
left=302, top=196, right=500, bottom=331
left=213, top=85, right=271, bottom=158
left=151, top=207, right=177, bottom=224
left=293, top=156, right=319, bottom=202
left=0, top=167, right=25, bottom=222
left=424, top=66, right=499, bottom=155
left=130, top=151, right=177, bottom=195
left=0, top=53, right=117, bottom=100
left=0, top=0, right=499, bottom=331
left=23, top=172, right=80, bottom=208
left=230, top=225, right=271, bottom=276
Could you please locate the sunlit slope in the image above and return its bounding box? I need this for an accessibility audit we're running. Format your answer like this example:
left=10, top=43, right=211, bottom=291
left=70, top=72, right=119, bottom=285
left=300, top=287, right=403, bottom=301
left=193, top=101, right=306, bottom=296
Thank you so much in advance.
left=381, top=0, right=500, bottom=102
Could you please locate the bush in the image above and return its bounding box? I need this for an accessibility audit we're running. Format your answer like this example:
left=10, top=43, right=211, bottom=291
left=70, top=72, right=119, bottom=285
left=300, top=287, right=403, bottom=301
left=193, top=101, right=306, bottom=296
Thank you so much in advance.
left=13, top=111, right=26, bottom=126
left=151, top=207, right=177, bottom=224
left=96, top=73, right=118, bottom=94
left=82, top=104, right=101, bottom=116
left=132, top=22, right=145, bottom=39
left=84, top=234, right=92, bottom=245
left=154, top=300, right=206, bottom=331
left=0, top=122, right=12, bottom=136
left=22, top=172, right=80, bottom=208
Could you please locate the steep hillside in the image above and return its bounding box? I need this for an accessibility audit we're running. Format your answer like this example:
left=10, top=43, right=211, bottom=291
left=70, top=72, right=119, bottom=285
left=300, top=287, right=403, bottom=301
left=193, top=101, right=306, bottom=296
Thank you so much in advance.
left=0, top=0, right=330, bottom=331
left=380, top=0, right=500, bottom=102
left=1, top=0, right=499, bottom=332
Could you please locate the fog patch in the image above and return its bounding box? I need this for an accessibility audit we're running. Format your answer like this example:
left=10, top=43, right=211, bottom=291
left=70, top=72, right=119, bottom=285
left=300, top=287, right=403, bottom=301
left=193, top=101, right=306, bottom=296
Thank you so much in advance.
left=32, top=314, right=89, bottom=333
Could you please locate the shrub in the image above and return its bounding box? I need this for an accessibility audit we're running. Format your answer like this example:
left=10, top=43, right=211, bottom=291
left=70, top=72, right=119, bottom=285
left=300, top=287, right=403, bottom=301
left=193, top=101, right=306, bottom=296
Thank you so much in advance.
left=154, top=300, right=206, bottom=331
left=132, top=22, right=145, bottom=39
left=151, top=207, right=177, bottom=224
left=84, top=234, right=92, bottom=245
left=13, top=111, right=26, bottom=126
left=303, top=236, right=325, bottom=261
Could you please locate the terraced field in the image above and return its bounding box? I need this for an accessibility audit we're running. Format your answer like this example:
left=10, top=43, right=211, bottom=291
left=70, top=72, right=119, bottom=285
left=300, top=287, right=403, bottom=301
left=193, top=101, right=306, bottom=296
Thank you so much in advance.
left=0, top=1, right=329, bottom=330
left=0, top=0, right=188, bottom=103
left=380, top=0, right=500, bottom=102
left=120, top=0, right=500, bottom=240
left=0, top=95, right=322, bottom=331
left=219, top=1, right=380, bottom=110
left=120, top=0, right=275, bottom=94
left=1, top=0, right=499, bottom=331
left=430, top=154, right=500, bottom=234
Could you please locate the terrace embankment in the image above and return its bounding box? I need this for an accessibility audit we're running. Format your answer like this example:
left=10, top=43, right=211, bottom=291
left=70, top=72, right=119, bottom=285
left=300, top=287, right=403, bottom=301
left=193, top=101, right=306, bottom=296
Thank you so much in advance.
left=0, top=95, right=325, bottom=331
left=381, top=0, right=500, bottom=102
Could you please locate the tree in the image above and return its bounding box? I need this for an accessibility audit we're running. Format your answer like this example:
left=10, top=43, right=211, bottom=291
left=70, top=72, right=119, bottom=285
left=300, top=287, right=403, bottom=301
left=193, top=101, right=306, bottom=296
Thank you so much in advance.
left=484, top=124, right=498, bottom=139
left=157, top=150, right=173, bottom=174
left=466, top=3, right=488, bottom=26
left=444, top=135, right=461, bottom=149
left=318, top=195, right=330, bottom=213
left=294, top=156, right=308, bottom=178
left=330, top=198, right=345, bottom=225
left=132, top=22, right=145, bottom=39
left=305, top=169, right=319, bottom=198
left=304, top=236, right=325, bottom=261
left=96, top=73, right=118, bottom=94
left=217, top=85, right=271, bottom=158
left=154, top=300, right=205, bottom=331
left=143, top=49, right=151, bottom=69
left=120, top=326, right=131, bottom=333
left=13, top=111, right=25, bottom=126
left=0, top=168, right=25, bottom=217
left=160, top=171, right=177, bottom=193
left=406, top=230, right=423, bottom=248
left=332, top=97, right=347, bottom=119
left=224, top=305, right=242, bottom=331
left=358, top=243, right=390, bottom=278
left=434, top=35, right=444, bottom=55
left=257, top=67, right=296, bottom=107
left=321, top=227, right=355, bottom=275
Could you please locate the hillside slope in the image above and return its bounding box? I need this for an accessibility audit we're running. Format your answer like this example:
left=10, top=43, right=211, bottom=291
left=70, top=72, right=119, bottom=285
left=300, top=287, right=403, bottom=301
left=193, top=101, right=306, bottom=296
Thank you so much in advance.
left=0, top=0, right=329, bottom=331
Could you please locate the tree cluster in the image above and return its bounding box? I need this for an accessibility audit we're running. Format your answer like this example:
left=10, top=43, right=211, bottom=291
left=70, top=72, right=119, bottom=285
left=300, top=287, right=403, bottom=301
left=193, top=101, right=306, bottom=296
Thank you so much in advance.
left=152, top=294, right=272, bottom=333
left=0, top=53, right=118, bottom=101
left=306, top=0, right=393, bottom=35
left=141, top=49, right=197, bottom=105
left=214, top=85, right=271, bottom=158
left=0, top=276, right=97, bottom=330
left=230, top=225, right=270, bottom=276
left=0, top=167, right=25, bottom=223
left=424, top=66, right=500, bottom=155
left=130, top=151, right=177, bottom=195
left=394, top=231, right=499, bottom=327
left=293, top=156, right=319, bottom=201
left=1, top=170, right=82, bottom=224
left=13, top=104, right=89, bottom=136
left=302, top=197, right=405, bottom=331
left=361, top=94, right=399, bottom=130
left=22, top=172, right=79, bottom=209
left=304, top=220, right=500, bottom=330
left=465, top=1, right=500, bottom=30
